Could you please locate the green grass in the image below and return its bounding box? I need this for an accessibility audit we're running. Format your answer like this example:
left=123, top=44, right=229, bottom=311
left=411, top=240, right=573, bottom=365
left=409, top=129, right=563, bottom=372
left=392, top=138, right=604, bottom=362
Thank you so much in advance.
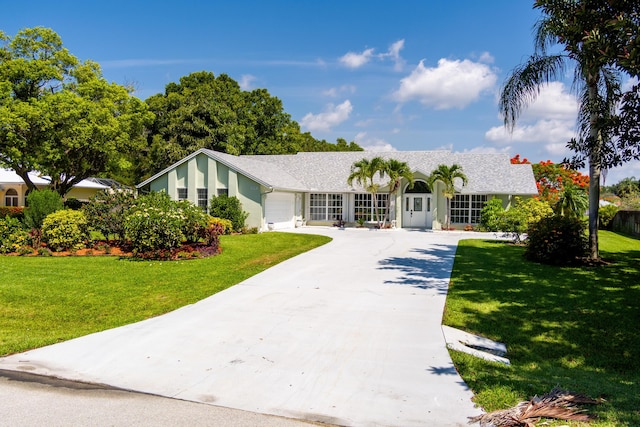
left=0, top=232, right=331, bottom=356
left=445, top=231, right=640, bottom=426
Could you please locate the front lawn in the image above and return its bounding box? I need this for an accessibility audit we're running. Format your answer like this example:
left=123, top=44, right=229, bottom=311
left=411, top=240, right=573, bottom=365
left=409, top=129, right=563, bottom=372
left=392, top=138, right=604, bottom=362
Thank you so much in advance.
left=0, top=232, right=331, bottom=356
left=445, top=231, right=640, bottom=426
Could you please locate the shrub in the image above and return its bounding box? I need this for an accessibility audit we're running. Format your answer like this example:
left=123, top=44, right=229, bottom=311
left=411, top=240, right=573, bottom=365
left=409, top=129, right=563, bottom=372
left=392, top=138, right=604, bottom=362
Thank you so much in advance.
left=17, top=246, right=33, bottom=256
left=176, top=200, right=210, bottom=243
left=501, top=204, right=529, bottom=243
left=0, top=216, right=29, bottom=254
left=525, top=215, right=588, bottom=265
left=479, top=198, right=504, bottom=232
left=0, top=206, right=25, bottom=220
left=24, top=189, right=64, bottom=230
left=37, top=247, right=52, bottom=256
left=209, top=194, right=248, bottom=232
left=209, top=217, right=233, bottom=235
left=64, top=198, right=85, bottom=210
left=41, top=209, right=90, bottom=252
left=124, top=192, right=186, bottom=253
left=598, top=204, right=619, bottom=230
left=518, top=197, right=553, bottom=225
left=83, top=189, right=136, bottom=241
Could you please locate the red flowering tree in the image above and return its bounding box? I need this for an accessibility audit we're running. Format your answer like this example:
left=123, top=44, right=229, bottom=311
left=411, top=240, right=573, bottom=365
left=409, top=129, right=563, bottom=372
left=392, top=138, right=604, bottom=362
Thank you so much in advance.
left=511, top=155, right=589, bottom=202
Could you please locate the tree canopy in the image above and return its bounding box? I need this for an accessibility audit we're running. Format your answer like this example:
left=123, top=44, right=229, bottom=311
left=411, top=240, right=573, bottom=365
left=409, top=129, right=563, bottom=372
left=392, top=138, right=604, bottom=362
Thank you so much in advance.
left=138, top=71, right=362, bottom=181
left=0, top=27, right=153, bottom=194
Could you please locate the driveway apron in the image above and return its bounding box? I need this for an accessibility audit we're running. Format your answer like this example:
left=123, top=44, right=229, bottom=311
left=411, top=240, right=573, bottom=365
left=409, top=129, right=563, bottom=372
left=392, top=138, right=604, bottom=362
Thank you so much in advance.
left=0, top=228, right=484, bottom=426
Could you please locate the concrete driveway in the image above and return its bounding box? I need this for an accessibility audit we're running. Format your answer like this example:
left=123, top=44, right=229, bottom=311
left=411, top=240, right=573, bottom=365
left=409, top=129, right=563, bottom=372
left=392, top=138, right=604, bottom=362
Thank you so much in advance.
left=0, top=228, right=485, bottom=426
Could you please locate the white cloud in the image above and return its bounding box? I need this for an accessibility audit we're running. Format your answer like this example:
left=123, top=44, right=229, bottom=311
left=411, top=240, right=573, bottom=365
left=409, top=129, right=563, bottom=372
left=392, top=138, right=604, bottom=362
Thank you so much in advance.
left=300, top=100, right=353, bottom=131
left=478, top=51, right=495, bottom=64
left=456, top=145, right=512, bottom=154
left=323, top=85, right=356, bottom=97
left=339, top=39, right=405, bottom=70
left=339, top=48, right=376, bottom=69
left=355, top=132, right=398, bottom=152
left=239, top=74, right=256, bottom=90
left=393, top=58, right=497, bottom=109
left=485, top=82, right=579, bottom=158
left=605, top=160, right=640, bottom=186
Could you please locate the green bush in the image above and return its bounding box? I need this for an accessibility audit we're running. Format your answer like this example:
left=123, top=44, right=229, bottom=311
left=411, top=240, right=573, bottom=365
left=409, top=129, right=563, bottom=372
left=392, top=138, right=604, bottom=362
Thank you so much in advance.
left=598, top=204, right=619, bottom=230
left=525, top=215, right=588, bottom=265
left=209, top=194, right=248, bottom=232
left=24, top=189, right=64, bottom=230
left=0, top=206, right=25, bottom=220
left=124, top=192, right=186, bottom=253
left=83, top=190, right=136, bottom=241
left=0, top=216, right=29, bottom=254
left=209, top=217, right=233, bottom=235
left=176, top=200, right=210, bottom=243
left=479, top=198, right=504, bottom=232
left=42, top=209, right=90, bottom=252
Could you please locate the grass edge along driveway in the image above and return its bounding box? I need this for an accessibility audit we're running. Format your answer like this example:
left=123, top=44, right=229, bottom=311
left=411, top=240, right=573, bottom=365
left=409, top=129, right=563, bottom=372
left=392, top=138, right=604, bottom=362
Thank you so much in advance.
left=0, top=232, right=331, bottom=356
left=445, top=230, right=640, bottom=427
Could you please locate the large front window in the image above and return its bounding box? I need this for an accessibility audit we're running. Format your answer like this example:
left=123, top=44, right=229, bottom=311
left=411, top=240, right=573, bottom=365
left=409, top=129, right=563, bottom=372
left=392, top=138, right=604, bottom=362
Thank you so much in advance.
left=197, top=188, right=208, bottom=210
left=354, top=193, right=389, bottom=222
left=4, top=189, right=19, bottom=207
left=451, top=194, right=489, bottom=224
left=309, top=193, right=343, bottom=221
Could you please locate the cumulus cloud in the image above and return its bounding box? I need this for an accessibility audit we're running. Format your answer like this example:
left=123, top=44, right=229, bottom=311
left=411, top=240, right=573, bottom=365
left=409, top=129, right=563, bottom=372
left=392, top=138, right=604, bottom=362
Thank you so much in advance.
left=485, top=82, right=579, bottom=158
left=340, top=48, right=376, bottom=69
left=478, top=51, right=495, bottom=64
left=339, top=39, right=405, bottom=70
left=355, top=132, right=398, bottom=152
left=393, top=58, right=497, bottom=109
left=239, top=74, right=256, bottom=90
left=300, top=100, right=353, bottom=131
left=457, top=145, right=512, bottom=154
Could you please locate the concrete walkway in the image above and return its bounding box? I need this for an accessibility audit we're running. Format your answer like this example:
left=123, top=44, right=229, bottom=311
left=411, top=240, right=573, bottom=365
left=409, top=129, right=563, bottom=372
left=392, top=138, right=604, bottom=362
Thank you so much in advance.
left=0, top=228, right=486, bottom=426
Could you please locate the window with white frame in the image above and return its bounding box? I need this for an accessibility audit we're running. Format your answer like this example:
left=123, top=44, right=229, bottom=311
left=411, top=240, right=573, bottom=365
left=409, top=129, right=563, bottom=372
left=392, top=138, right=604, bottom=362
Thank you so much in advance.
left=450, top=194, right=489, bottom=224
left=177, top=188, right=188, bottom=200
left=4, top=189, right=19, bottom=207
left=309, top=193, right=343, bottom=221
left=354, top=193, right=389, bottom=222
left=197, top=188, right=208, bottom=210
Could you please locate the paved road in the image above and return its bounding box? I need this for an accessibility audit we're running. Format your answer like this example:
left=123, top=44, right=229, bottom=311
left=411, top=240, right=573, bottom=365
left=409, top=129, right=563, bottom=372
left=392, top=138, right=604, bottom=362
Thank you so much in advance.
left=1, top=228, right=486, bottom=426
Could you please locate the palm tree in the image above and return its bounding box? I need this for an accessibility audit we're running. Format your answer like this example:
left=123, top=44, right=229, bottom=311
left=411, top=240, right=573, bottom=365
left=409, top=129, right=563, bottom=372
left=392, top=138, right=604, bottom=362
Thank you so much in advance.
left=428, top=164, right=468, bottom=231
left=382, top=159, right=414, bottom=227
left=499, top=1, right=622, bottom=260
left=347, top=157, right=386, bottom=226
left=554, top=185, right=589, bottom=219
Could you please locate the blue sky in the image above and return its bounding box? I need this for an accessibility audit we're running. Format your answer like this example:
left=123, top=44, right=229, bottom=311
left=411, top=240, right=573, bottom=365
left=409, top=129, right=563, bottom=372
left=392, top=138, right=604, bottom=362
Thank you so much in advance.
left=3, top=0, right=638, bottom=184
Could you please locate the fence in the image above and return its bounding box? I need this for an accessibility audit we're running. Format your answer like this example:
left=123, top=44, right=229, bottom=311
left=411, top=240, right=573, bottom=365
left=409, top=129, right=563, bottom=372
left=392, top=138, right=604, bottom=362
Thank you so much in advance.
left=612, top=210, right=640, bottom=238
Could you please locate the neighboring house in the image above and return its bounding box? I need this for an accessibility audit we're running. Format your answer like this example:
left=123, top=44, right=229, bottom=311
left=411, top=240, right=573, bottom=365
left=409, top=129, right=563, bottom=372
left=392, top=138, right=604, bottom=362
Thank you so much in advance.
left=0, top=168, right=111, bottom=207
left=137, top=149, right=538, bottom=231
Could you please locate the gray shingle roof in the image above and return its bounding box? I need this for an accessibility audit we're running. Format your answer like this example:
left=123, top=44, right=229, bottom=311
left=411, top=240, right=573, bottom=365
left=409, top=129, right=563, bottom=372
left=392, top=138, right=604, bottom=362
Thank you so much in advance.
left=138, top=149, right=538, bottom=196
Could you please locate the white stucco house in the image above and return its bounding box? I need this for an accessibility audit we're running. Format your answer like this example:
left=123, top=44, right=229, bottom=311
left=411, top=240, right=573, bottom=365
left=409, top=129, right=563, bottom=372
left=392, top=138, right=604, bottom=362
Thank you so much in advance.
left=0, top=168, right=110, bottom=207
left=136, top=149, right=538, bottom=231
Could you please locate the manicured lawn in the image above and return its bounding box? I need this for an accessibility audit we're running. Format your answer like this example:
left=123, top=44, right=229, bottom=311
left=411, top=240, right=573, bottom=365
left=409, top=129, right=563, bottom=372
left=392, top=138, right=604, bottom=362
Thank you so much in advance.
left=0, top=232, right=331, bottom=356
left=445, top=231, right=640, bottom=426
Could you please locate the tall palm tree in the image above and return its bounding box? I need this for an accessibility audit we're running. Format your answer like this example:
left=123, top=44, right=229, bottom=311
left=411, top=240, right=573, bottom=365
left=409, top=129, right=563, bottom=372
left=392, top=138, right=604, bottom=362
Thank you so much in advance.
left=347, top=157, right=386, bottom=225
left=428, top=164, right=468, bottom=231
left=499, top=1, right=621, bottom=260
left=383, top=159, right=414, bottom=227
left=554, top=184, right=589, bottom=219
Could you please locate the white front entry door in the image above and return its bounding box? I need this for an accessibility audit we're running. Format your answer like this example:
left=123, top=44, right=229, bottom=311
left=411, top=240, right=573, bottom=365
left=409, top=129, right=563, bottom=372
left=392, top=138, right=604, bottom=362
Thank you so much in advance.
left=403, top=194, right=432, bottom=228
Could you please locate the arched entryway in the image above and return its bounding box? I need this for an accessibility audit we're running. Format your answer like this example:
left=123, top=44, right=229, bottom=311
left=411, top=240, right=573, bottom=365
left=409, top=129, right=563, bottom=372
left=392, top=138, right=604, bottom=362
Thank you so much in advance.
left=402, top=180, right=432, bottom=228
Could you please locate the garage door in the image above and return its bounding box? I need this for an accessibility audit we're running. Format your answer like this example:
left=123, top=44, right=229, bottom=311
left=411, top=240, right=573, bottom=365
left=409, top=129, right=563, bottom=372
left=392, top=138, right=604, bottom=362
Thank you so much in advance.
left=265, top=192, right=295, bottom=230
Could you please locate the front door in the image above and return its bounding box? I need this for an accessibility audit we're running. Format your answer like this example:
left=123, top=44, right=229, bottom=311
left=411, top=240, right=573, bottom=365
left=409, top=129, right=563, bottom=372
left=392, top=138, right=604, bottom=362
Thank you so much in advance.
left=403, top=194, right=432, bottom=228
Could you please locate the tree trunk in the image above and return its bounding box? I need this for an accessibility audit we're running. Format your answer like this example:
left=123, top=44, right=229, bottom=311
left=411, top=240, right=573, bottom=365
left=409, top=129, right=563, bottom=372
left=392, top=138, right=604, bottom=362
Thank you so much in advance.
left=587, top=73, right=601, bottom=260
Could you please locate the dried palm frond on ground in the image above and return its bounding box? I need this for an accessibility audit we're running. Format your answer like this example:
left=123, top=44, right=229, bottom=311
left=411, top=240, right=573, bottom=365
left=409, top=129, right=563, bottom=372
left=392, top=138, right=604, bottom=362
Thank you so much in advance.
left=469, top=387, right=601, bottom=427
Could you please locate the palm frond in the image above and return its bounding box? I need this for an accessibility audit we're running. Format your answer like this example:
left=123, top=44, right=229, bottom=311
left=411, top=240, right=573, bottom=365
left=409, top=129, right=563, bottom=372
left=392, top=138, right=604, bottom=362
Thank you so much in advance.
left=500, top=54, right=567, bottom=130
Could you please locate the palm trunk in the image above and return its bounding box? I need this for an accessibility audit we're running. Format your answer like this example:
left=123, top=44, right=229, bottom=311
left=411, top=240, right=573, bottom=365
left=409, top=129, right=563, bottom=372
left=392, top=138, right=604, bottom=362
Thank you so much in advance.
left=587, top=75, right=600, bottom=260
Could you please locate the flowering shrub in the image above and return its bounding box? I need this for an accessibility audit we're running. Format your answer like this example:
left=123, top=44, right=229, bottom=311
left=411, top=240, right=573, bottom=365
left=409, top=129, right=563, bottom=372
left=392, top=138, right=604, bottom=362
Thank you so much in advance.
left=176, top=200, right=210, bottom=243
left=83, top=189, right=136, bottom=241
left=0, top=206, right=25, bottom=219
left=525, top=215, right=588, bottom=265
left=209, top=217, right=233, bottom=235
left=209, top=194, right=248, bottom=232
left=0, top=216, right=29, bottom=254
left=42, top=209, right=90, bottom=252
left=124, top=194, right=186, bottom=253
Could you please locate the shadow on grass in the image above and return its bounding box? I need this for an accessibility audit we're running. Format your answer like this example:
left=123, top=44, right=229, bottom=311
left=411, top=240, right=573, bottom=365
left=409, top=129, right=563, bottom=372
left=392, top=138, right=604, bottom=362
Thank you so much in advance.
left=377, top=243, right=457, bottom=293
left=445, top=237, right=640, bottom=424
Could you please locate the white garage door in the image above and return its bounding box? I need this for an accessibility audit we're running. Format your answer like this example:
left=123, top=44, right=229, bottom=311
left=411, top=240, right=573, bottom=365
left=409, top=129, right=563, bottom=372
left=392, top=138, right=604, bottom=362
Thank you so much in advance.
left=265, top=192, right=295, bottom=230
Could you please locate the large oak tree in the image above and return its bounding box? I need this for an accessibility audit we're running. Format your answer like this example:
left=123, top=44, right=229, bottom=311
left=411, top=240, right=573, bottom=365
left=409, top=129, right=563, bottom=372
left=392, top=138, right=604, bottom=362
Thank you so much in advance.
left=0, top=27, right=153, bottom=194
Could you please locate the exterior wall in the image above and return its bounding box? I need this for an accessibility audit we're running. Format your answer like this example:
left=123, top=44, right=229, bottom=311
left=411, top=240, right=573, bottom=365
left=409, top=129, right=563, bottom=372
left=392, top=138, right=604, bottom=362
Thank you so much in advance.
left=66, top=187, right=101, bottom=202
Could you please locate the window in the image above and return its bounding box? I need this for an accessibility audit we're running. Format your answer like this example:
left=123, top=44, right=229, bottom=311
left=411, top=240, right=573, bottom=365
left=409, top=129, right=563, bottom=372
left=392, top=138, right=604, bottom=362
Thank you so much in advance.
left=354, top=193, right=389, bottom=222
left=217, top=188, right=228, bottom=196
left=309, top=193, right=343, bottom=221
left=197, top=188, right=208, bottom=210
left=4, top=189, right=19, bottom=207
left=450, top=194, right=489, bottom=224
left=177, top=188, right=188, bottom=200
